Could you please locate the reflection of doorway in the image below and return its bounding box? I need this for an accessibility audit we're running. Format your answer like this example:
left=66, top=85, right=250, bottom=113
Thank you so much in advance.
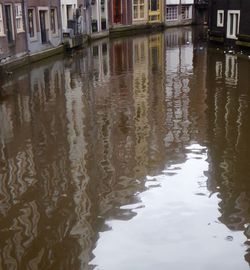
left=5, top=5, right=14, bottom=43
left=39, top=10, right=47, bottom=43
left=113, top=0, right=121, bottom=23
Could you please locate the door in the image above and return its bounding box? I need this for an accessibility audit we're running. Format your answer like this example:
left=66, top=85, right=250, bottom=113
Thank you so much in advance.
left=113, top=0, right=121, bottom=24
left=149, top=0, right=161, bottom=22
left=5, top=5, right=14, bottom=43
left=39, top=11, right=47, bottom=43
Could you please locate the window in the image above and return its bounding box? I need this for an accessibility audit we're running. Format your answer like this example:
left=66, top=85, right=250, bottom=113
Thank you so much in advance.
left=50, top=8, right=57, bottom=34
left=166, top=6, right=178, bottom=21
left=217, top=10, right=224, bottom=27
left=0, top=4, right=4, bottom=35
left=149, top=0, right=159, bottom=11
left=28, top=9, right=36, bottom=38
left=15, top=3, right=23, bottom=32
left=227, top=10, right=240, bottom=39
left=182, top=5, right=192, bottom=20
left=133, top=0, right=145, bottom=20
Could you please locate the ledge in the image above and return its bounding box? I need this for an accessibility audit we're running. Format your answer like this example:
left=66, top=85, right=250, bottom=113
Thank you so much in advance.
left=209, top=36, right=224, bottom=43
left=109, top=23, right=164, bottom=37
left=236, top=40, right=250, bottom=48
left=237, top=34, right=250, bottom=42
left=0, top=45, right=65, bottom=72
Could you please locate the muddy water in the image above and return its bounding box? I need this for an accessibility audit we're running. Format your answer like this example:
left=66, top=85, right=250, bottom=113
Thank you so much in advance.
left=0, top=27, right=250, bottom=269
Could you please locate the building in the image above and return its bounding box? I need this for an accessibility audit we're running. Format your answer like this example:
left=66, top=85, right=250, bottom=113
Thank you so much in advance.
left=0, top=0, right=27, bottom=62
left=25, top=0, right=62, bottom=55
left=193, top=0, right=208, bottom=25
left=208, top=0, right=250, bottom=49
left=89, top=0, right=109, bottom=38
left=61, top=0, right=78, bottom=32
left=132, top=0, right=148, bottom=26
left=108, top=0, right=132, bottom=29
left=148, top=0, right=164, bottom=24
left=165, top=0, right=194, bottom=27
left=0, top=0, right=63, bottom=69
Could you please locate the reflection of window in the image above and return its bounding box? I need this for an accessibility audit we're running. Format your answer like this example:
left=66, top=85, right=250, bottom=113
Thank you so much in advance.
left=227, top=10, right=240, bottom=39
left=182, top=5, right=192, bottom=20
left=133, top=0, right=145, bottom=20
left=225, top=55, right=238, bottom=85
left=215, top=61, right=222, bottom=78
left=0, top=4, right=4, bottom=35
left=166, top=6, right=178, bottom=21
left=217, top=10, right=224, bottom=27
left=28, top=9, right=35, bottom=38
left=50, top=8, right=57, bottom=34
left=15, top=4, right=23, bottom=32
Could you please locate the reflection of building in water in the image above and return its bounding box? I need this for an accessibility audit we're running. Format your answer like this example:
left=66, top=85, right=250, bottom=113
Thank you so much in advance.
left=134, top=33, right=167, bottom=176
left=90, top=39, right=110, bottom=86
left=0, top=58, right=87, bottom=269
left=132, top=36, right=150, bottom=179
left=164, top=28, right=195, bottom=163
left=206, top=51, right=250, bottom=265
left=64, top=58, right=95, bottom=268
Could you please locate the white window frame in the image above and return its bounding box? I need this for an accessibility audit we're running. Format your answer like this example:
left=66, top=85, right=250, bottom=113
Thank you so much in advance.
left=15, top=3, right=24, bottom=33
left=166, top=5, right=178, bottom=21
left=227, top=10, right=240, bottom=39
left=28, top=8, right=37, bottom=41
left=217, top=10, right=224, bottom=27
left=0, top=4, right=4, bottom=36
left=182, top=5, right=192, bottom=20
left=133, top=0, right=146, bottom=21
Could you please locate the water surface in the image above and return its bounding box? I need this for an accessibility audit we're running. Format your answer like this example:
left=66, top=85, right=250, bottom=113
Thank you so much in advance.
left=0, top=27, right=250, bottom=269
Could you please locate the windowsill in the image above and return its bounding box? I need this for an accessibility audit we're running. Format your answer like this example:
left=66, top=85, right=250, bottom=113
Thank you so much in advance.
left=166, top=19, right=178, bottom=21
left=0, top=33, right=5, bottom=37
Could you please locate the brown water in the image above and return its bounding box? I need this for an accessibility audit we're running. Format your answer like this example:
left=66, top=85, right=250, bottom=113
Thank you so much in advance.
left=0, top=26, right=250, bottom=270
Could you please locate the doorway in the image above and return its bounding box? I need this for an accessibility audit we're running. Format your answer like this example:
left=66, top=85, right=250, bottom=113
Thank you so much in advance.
left=39, top=10, right=47, bottom=43
left=113, top=0, right=121, bottom=24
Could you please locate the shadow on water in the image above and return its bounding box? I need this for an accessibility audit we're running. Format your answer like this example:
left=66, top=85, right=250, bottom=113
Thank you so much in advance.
left=0, top=26, right=250, bottom=269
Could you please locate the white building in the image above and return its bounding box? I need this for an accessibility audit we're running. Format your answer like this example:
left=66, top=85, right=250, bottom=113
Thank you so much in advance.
left=165, top=0, right=194, bottom=26
left=90, top=0, right=108, bottom=37
left=61, top=0, right=78, bottom=31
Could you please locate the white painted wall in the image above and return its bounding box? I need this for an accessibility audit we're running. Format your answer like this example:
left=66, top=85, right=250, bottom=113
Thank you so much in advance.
left=61, top=0, right=78, bottom=30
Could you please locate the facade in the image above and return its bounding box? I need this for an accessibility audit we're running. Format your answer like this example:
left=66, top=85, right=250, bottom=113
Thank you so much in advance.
left=61, top=0, right=77, bottom=32
left=25, top=0, right=62, bottom=54
left=148, top=0, right=164, bottom=23
left=131, top=0, right=165, bottom=26
left=132, top=0, right=148, bottom=25
left=165, top=0, right=194, bottom=27
left=0, top=0, right=27, bottom=62
left=89, top=0, right=108, bottom=37
left=193, top=0, right=208, bottom=25
left=208, top=0, right=250, bottom=48
left=108, top=0, right=132, bottom=28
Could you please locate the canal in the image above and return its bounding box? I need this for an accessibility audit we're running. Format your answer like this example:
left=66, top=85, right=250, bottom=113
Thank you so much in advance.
left=0, top=26, right=250, bottom=270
